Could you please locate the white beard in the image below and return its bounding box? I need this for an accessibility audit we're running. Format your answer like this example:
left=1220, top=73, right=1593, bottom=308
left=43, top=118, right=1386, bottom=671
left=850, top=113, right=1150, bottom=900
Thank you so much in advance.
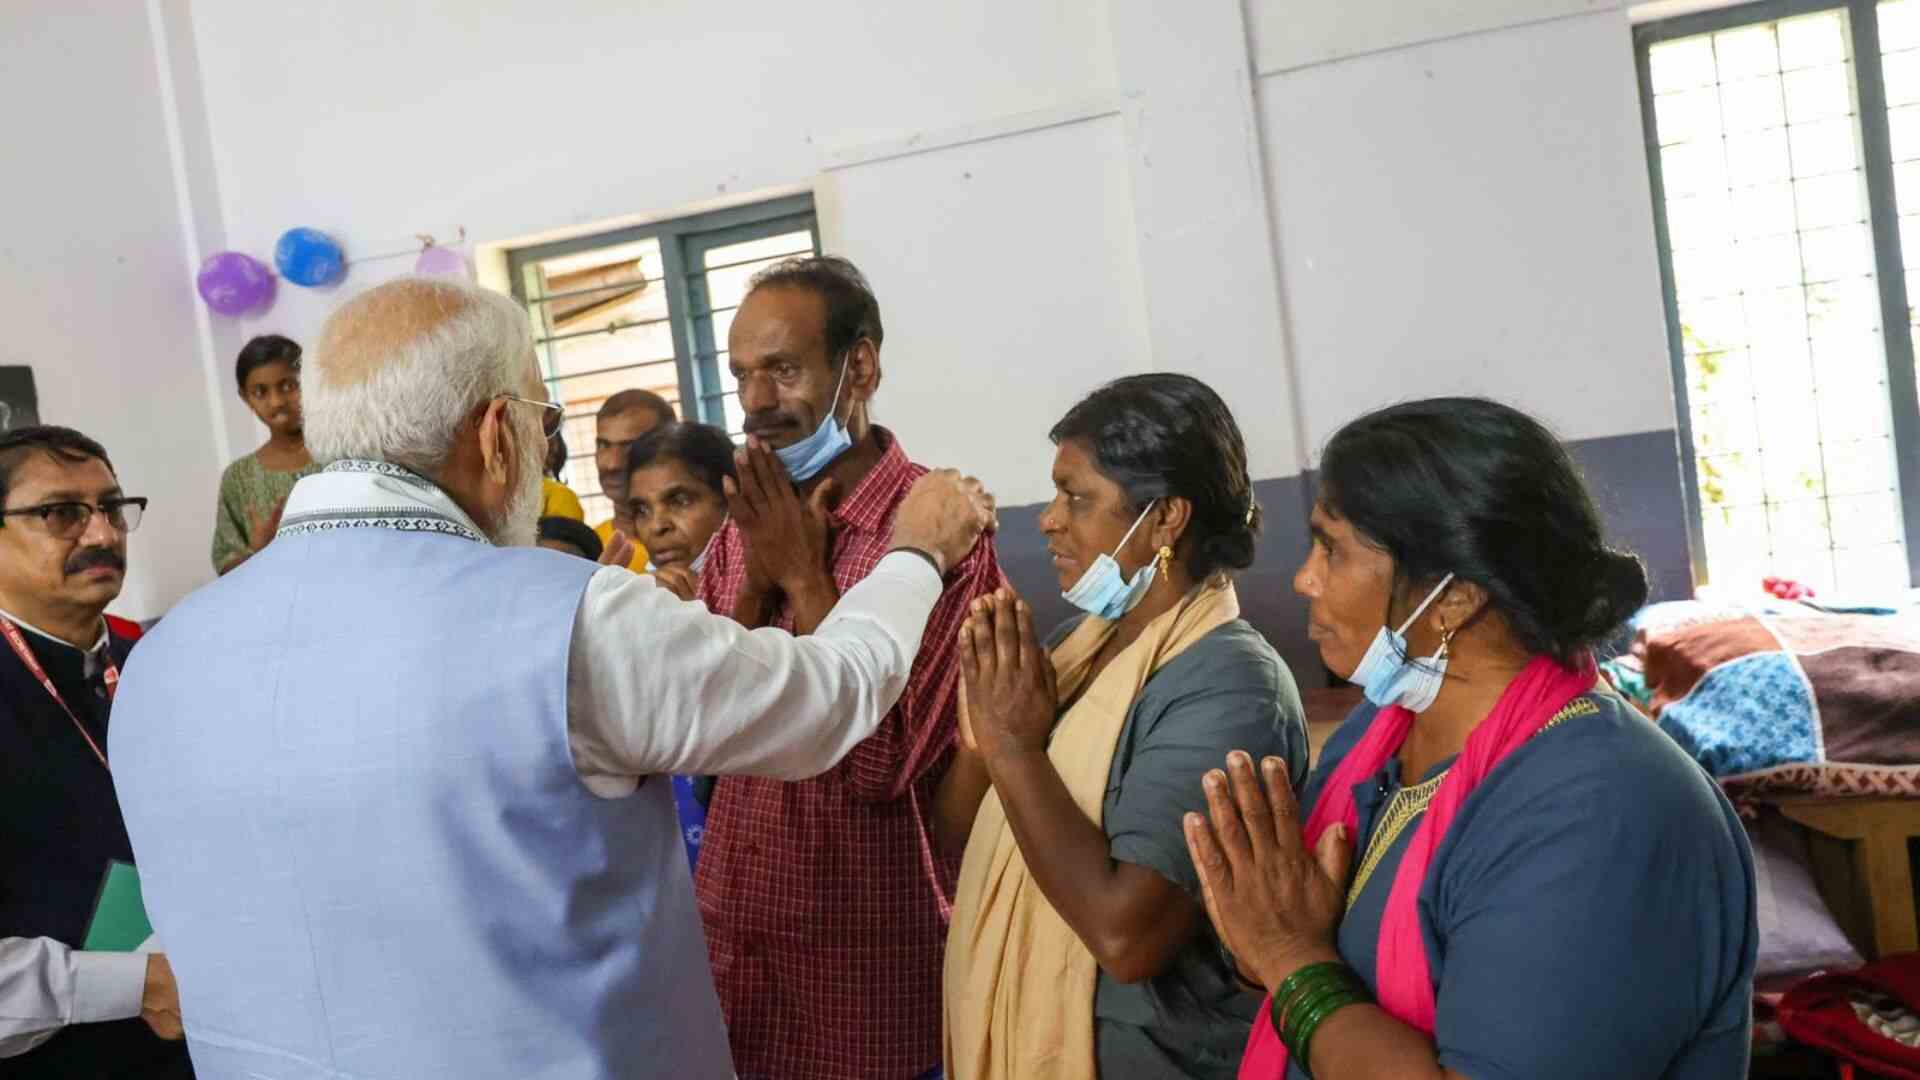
left=488, top=427, right=545, bottom=548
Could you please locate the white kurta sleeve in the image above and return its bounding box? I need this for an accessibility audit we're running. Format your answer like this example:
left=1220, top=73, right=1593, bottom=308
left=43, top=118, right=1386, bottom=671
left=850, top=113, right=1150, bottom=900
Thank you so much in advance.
left=0, top=937, right=146, bottom=1057
left=565, top=551, right=942, bottom=790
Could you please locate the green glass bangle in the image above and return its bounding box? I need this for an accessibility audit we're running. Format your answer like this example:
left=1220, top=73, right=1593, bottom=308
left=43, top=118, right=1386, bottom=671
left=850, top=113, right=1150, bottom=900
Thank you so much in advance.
left=1272, top=961, right=1348, bottom=1015
left=1273, top=963, right=1364, bottom=1034
left=1290, top=972, right=1367, bottom=1037
left=1281, top=982, right=1350, bottom=1046
left=1293, top=989, right=1369, bottom=1075
left=1296, top=986, right=1364, bottom=1042
left=1275, top=964, right=1349, bottom=1033
left=1271, top=969, right=1336, bottom=1039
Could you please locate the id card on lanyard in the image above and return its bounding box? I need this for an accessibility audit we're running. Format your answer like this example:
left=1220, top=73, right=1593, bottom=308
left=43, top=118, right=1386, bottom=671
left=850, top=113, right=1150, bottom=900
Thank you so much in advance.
left=1, top=617, right=115, bottom=770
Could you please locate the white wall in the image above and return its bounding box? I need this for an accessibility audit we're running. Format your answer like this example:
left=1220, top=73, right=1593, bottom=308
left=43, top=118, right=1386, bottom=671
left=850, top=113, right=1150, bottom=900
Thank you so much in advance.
left=1260, top=10, right=1679, bottom=459
left=175, top=0, right=1679, bottom=488
left=181, top=0, right=1128, bottom=457
left=1249, top=0, right=1623, bottom=77
left=1, top=1, right=231, bottom=621
left=1107, top=0, right=1305, bottom=484
left=188, top=0, right=1119, bottom=253
left=5, top=0, right=1689, bottom=613
left=828, top=117, right=1153, bottom=506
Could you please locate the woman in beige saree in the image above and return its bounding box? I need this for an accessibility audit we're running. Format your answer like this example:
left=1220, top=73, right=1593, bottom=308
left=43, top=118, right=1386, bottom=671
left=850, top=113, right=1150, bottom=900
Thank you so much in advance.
left=938, top=373, right=1308, bottom=1080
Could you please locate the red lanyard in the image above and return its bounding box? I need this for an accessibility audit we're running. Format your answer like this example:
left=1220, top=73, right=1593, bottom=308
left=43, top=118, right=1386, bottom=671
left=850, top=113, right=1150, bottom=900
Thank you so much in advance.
left=1, top=617, right=114, bottom=771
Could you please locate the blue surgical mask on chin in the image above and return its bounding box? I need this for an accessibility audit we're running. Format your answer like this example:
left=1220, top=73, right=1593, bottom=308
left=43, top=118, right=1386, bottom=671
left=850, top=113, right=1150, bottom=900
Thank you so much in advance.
left=1061, top=501, right=1159, bottom=621
left=1348, top=573, right=1456, bottom=712
left=773, top=358, right=853, bottom=483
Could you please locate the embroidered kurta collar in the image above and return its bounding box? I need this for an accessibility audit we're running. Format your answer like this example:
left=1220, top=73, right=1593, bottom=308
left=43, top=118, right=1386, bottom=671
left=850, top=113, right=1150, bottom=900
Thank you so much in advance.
left=277, top=459, right=490, bottom=545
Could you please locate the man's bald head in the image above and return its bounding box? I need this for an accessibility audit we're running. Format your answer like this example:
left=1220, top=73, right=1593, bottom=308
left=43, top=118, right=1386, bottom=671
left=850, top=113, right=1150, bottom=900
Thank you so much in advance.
left=315, top=278, right=477, bottom=389
left=305, top=277, right=536, bottom=478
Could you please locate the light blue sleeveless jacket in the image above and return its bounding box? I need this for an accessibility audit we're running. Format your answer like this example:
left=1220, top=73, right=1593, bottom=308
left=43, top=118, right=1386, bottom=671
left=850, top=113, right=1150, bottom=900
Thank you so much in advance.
left=111, top=526, right=732, bottom=1079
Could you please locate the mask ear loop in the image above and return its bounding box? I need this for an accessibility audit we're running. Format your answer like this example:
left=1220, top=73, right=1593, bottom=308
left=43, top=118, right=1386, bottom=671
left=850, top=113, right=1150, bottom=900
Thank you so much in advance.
left=1394, top=572, right=1457, bottom=636
left=1111, top=499, right=1158, bottom=559
left=823, top=351, right=852, bottom=425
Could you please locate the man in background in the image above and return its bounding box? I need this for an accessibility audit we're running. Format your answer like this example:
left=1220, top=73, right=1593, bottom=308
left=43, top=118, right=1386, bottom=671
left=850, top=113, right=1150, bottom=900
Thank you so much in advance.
left=593, top=388, right=674, bottom=570
left=696, top=257, right=1003, bottom=1080
left=0, top=426, right=188, bottom=1077
left=540, top=430, right=586, bottom=523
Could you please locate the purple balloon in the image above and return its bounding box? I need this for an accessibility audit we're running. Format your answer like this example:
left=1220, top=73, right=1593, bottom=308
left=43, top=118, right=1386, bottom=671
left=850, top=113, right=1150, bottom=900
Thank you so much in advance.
left=414, top=245, right=470, bottom=279
left=196, top=251, right=275, bottom=316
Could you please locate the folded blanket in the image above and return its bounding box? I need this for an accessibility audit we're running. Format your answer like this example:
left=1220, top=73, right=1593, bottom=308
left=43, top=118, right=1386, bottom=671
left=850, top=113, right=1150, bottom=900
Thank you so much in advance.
left=1637, top=608, right=1920, bottom=799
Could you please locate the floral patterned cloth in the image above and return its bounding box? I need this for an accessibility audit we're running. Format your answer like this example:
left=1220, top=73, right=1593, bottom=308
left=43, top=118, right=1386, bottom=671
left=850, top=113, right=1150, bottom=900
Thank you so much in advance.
left=1635, top=607, right=1920, bottom=798
left=212, top=453, right=320, bottom=571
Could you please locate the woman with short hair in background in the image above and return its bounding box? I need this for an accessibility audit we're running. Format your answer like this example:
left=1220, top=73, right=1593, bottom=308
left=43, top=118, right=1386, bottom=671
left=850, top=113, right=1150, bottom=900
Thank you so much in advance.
left=623, top=420, right=739, bottom=867
left=625, top=422, right=736, bottom=603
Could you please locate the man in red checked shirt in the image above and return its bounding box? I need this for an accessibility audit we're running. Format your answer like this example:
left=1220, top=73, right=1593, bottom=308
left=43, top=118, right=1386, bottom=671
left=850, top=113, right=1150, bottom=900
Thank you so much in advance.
left=695, top=256, right=1002, bottom=1080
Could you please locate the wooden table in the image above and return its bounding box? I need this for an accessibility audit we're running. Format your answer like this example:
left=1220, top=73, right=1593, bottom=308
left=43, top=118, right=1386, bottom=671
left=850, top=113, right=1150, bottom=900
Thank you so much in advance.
left=1778, top=796, right=1920, bottom=959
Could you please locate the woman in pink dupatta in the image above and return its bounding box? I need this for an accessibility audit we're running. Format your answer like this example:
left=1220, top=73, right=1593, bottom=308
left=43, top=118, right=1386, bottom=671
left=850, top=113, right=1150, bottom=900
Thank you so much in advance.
left=1184, top=399, right=1756, bottom=1080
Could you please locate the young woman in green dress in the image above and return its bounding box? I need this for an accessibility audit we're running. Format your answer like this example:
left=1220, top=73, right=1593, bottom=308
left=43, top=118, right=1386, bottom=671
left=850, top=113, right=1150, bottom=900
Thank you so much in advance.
left=212, top=335, right=320, bottom=574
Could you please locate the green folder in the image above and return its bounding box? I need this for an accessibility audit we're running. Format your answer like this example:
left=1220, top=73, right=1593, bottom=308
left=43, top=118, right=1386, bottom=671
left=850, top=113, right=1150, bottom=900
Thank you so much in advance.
left=83, top=860, right=152, bottom=951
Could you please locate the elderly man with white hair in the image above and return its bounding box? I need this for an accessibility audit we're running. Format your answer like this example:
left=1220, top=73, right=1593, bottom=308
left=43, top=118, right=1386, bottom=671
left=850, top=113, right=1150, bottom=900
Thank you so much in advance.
left=108, top=277, right=996, bottom=1080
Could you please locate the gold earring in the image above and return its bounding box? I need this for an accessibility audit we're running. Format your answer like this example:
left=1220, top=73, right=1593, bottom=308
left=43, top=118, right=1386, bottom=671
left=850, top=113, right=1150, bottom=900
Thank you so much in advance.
left=1436, top=622, right=1457, bottom=659
left=1155, top=545, right=1173, bottom=579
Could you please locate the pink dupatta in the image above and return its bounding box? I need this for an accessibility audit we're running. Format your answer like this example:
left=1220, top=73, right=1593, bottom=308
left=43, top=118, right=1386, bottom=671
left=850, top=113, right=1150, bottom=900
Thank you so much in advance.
left=1237, top=654, right=1597, bottom=1078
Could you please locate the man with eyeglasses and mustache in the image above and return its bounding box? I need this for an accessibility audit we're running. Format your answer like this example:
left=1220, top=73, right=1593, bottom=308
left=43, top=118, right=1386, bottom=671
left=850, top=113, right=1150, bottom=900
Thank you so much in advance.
left=0, top=426, right=191, bottom=1078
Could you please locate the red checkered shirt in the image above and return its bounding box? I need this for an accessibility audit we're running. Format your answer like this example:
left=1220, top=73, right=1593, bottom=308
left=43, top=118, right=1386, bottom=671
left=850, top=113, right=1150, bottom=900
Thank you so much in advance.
left=694, top=429, right=1002, bottom=1080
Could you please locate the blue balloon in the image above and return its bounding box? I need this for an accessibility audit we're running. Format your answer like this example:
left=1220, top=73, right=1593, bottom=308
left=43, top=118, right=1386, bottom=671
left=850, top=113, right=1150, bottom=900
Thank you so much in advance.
left=273, top=227, right=345, bottom=287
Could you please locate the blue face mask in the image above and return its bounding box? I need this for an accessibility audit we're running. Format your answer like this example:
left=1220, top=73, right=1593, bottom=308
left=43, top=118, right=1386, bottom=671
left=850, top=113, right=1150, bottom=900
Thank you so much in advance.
left=1348, top=573, right=1456, bottom=712
left=1061, top=501, right=1159, bottom=621
left=774, top=358, right=853, bottom=483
